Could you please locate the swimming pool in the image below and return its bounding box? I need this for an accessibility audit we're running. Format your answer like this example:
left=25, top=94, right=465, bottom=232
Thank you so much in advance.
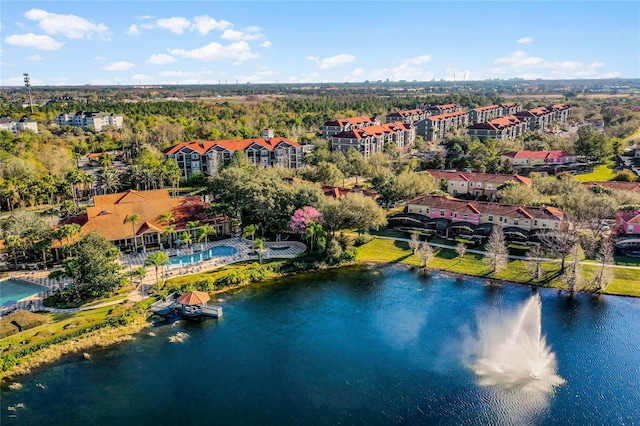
left=168, top=246, right=238, bottom=268
left=0, top=278, right=48, bottom=306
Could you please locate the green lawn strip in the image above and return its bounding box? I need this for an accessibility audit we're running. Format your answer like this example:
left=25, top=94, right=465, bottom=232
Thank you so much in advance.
left=574, top=163, right=617, bottom=182
left=0, top=305, right=115, bottom=350
left=80, top=294, right=129, bottom=308
left=356, top=238, right=640, bottom=295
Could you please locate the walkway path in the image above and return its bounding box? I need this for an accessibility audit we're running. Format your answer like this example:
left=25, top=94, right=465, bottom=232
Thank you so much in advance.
left=2, top=237, right=306, bottom=316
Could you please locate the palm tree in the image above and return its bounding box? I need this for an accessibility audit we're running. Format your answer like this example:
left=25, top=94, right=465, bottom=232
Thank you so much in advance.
left=304, top=221, right=325, bottom=253
left=158, top=211, right=175, bottom=225
left=163, top=224, right=176, bottom=250
left=242, top=224, right=258, bottom=242
left=64, top=223, right=82, bottom=257
left=252, top=237, right=265, bottom=264
left=124, top=213, right=140, bottom=252
left=197, top=224, right=216, bottom=243
left=178, top=231, right=193, bottom=248
left=186, top=220, right=200, bottom=242
left=144, top=251, right=170, bottom=286
left=98, top=167, right=121, bottom=194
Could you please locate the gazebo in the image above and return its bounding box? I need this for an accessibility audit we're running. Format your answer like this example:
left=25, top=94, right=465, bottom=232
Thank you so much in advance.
left=177, top=291, right=210, bottom=318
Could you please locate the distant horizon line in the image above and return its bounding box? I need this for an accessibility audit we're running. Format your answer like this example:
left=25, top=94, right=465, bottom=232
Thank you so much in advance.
left=1, top=76, right=639, bottom=89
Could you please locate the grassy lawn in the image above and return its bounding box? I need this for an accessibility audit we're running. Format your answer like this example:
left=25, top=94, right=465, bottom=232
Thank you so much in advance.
left=162, top=259, right=285, bottom=289
left=574, top=163, right=617, bottom=182
left=356, top=238, right=640, bottom=296
left=0, top=305, right=116, bottom=349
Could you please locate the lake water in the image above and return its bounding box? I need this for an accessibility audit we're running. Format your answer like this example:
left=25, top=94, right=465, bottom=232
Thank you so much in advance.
left=2, top=265, right=639, bottom=425
left=0, top=278, right=47, bottom=307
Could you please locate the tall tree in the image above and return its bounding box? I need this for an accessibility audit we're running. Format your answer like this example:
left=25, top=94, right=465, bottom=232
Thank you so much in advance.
left=123, top=213, right=140, bottom=252
left=197, top=224, right=216, bottom=243
left=409, top=232, right=420, bottom=254
left=484, top=224, right=508, bottom=274
left=417, top=241, right=434, bottom=272
left=145, top=251, right=170, bottom=286
left=594, top=236, right=614, bottom=293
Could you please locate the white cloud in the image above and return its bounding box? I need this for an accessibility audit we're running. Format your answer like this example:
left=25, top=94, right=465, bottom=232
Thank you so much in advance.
left=491, top=51, right=619, bottom=79
left=102, top=61, right=135, bottom=71
left=370, top=55, right=434, bottom=81
left=260, top=40, right=272, bottom=48
left=288, top=72, right=319, bottom=83
left=308, top=53, right=355, bottom=69
left=220, top=29, right=262, bottom=41
left=24, top=8, right=108, bottom=39
left=146, top=53, right=176, bottom=64
left=404, top=55, right=431, bottom=66
left=127, top=24, right=141, bottom=35
left=156, top=17, right=191, bottom=34
left=517, top=37, right=534, bottom=44
left=132, top=74, right=153, bottom=82
left=344, top=68, right=365, bottom=82
left=168, top=41, right=259, bottom=62
left=26, top=54, right=43, bottom=60
left=94, top=56, right=107, bottom=61
left=4, top=33, right=62, bottom=50
left=494, top=51, right=544, bottom=68
left=352, top=68, right=364, bottom=76
left=192, top=15, right=232, bottom=35
left=602, top=72, right=621, bottom=78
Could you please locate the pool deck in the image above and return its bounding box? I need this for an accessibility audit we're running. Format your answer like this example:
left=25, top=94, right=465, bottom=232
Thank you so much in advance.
left=1, top=237, right=306, bottom=315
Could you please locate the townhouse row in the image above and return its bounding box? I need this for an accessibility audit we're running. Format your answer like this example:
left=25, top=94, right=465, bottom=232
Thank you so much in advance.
left=424, top=170, right=532, bottom=199
left=390, top=194, right=565, bottom=242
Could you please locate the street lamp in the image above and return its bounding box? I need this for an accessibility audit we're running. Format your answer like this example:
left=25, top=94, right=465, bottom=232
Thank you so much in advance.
left=23, top=73, right=34, bottom=113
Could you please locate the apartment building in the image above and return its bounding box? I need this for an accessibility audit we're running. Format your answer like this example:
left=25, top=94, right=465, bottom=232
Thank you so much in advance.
left=417, top=103, right=462, bottom=115
left=331, top=122, right=415, bottom=158
left=321, top=116, right=378, bottom=138
left=499, top=102, right=523, bottom=116
left=467, top=105, right=502, bottom=124
left=393, top=194, right=564, bottom=241
left=56, top=111, right=124, bottom=131
left=0, top=116, right=38, bottom=134
left=466, top=115, right=528, bottom=140
left=514, top=104, right=572, bottom=132
left=425, top=170, right=531, bottom=198
left=165, top=129, right=303, bottom=179
left=500, top=150, right=577, bottom=167
left=385, top=109, right=430, bottom=125
left=416, top=111, right=469, bottom=142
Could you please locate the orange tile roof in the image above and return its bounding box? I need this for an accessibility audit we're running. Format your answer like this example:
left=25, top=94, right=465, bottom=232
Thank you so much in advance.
left=472, top=104, right=500, bottom=112
left=165, top=137, right=300, bottom=155
left=334, top=122, right=410, bottom=140
left=468, top=115, right=525, bottom=131
left=70, top=189, right=213, bottom=242
left=583, top=181, right=640, bottom=193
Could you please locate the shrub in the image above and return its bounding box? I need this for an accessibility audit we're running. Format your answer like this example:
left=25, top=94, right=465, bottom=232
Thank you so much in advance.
left=354, top=234, right=375, bottom=247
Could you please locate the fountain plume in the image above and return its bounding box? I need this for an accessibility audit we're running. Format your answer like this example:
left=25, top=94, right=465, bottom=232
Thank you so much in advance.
left=468, top=294, right=565, bottom=393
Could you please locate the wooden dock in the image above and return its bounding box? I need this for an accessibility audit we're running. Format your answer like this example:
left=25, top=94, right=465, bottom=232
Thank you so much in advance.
left=150, top=293, right=222, bottom=319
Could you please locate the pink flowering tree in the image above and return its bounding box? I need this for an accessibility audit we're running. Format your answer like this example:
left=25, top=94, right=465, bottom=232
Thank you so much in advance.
left=290, top=206, right=324, bottom=234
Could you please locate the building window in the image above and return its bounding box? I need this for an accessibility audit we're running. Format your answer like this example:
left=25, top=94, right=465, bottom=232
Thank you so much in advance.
left=629, top=225, right=634, bottom=233
left=514, top=219, right=519, bottom=226
left=534, top=220, right=538, bottom=226
left=463, top=214, right=468, bottom=220
left=440, top=210, right=445, bottom=217
left=487, top=184, right=493, bottom=189
left=418, top=208, right=422, bottom=213
left=425, top=208, right=430, bottom=214
left=542, top=221, right=547, bottom=227
left=470, top=182, right=474, bottom=187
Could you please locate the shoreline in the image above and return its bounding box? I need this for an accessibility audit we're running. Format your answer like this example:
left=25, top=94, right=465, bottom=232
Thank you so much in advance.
left=0, top=316, right=152, bottom=383
left=1, top=251, right=635, bottom=382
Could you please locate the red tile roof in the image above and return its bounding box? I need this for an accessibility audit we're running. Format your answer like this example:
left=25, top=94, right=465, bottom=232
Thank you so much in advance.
left=468, top=115, right=525, bottom=131
left=333, top=122, right=410, bottom=140
left=321, top=185, right=377, bottom=199
left=408, top=194, right=564, bottom=221
left=472, top=104, right=500, bottom=112
left=427, top=111, right=468, bottom=121
left=425, top=170, right=531, bottom=186
left=583, top=181, right=640, bottom=193
left=166, top=137, right=300, bottom=155
left=501, top=150, right=574, bottom=160
left=324, top=116, right=376, bottom=127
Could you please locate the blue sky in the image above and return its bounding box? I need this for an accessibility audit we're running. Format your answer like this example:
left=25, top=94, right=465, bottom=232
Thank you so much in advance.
left=1, top=1, right=638, bottom=86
